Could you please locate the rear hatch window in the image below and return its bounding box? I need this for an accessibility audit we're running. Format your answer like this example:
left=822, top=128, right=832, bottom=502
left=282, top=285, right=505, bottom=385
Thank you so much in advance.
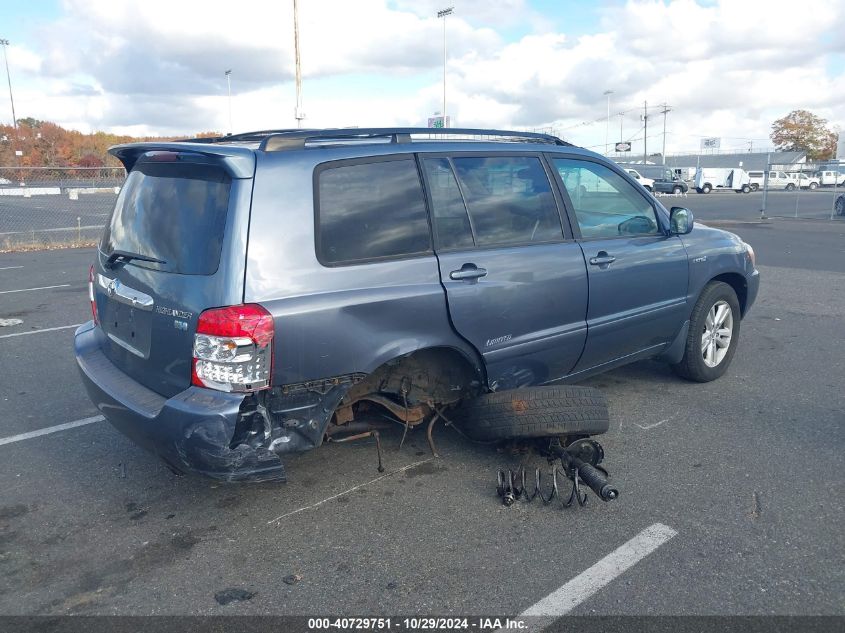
left=101, top=160, right=232, bottom=275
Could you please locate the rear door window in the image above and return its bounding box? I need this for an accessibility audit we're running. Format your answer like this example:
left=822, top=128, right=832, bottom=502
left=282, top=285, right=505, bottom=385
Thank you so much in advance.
left=450, top=155, right=563, bottom=247
left=101, top=160, right=231, bottom=275
left=316, top=158, right=431, bottom=265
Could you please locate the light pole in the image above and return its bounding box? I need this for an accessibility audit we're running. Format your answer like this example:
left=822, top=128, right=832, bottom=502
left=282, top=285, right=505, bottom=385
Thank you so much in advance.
left=293, top=0, right=305, bottom=128
left=0, top=39, right=17, bottom=134
left=603, top=90, right=613, bottom=155
left=437, top=7, right=453, bottom=128
left=224, top=69, right=233, bottom=135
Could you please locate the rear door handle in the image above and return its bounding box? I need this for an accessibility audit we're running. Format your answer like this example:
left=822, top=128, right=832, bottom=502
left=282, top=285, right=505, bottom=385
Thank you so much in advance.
left=450, top=265, right=488, bottom=280
left=589, top=253, right=616, bottom=266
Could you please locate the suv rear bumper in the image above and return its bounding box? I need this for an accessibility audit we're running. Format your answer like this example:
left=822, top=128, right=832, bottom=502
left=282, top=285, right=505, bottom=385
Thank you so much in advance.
left=74, top=322, right=286, bottom=482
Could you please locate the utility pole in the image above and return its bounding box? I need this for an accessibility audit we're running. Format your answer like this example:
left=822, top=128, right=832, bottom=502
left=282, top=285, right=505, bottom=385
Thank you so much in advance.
left=603, top=90, right=613, bottom=155
left=293, top=0, right=305, bottom=128
left=0, top=39, right=17, bottom=134
left=437, top=7, right=453, bottom=128
left=619, top=111, right=624, bottom=146
left=660, top=104, right=671, bottom=165
left=224, top=69, right=233, bottom=135
left=642, top=101, right=649, bottom=163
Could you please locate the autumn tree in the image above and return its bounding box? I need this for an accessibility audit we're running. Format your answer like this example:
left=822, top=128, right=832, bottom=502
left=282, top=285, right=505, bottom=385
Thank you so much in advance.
left=770, top=110, right=838, bottom=160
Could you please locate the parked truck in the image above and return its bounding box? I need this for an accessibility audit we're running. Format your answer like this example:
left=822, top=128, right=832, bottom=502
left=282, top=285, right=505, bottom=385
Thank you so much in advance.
left=694, top=167, right=752, bottom=194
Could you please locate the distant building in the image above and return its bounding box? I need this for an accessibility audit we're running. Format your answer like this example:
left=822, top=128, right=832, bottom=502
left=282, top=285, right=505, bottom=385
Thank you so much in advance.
left=663, top=151, right=807, bottom=173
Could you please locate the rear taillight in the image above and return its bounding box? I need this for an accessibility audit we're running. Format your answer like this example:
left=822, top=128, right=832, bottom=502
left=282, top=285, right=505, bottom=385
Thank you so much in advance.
left=191, top=304, right=274, bottom=393
left=88, top=265, right=98, bottom=324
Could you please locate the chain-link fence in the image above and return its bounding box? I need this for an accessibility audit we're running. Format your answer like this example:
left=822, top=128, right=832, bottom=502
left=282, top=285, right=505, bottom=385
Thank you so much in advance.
left=0, top=167, right=124, bottom=251
left=756, top=161, right=843, bottom=220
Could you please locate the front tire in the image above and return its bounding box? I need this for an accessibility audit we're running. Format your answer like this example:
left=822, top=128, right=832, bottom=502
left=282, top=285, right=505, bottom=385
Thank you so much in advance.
left=786, top=183, right=796, bottom=191
left=672, top=282, right=741, bottom=382
left=809, top=182, right=818, bottom=190
left=701, top=184, right=712, bottom=194
left=741, top=184, right=751, bottom=193
left=673, top=185, right=683, bottom=195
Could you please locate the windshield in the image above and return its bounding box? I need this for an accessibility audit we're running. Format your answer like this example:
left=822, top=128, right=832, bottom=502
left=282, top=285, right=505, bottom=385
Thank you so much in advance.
left=100, top=160, right=232, bottom=275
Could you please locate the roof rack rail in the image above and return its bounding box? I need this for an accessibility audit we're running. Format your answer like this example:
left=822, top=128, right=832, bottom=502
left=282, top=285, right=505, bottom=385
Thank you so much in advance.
left=176, top=129, right=312, bottom=144
left=247, top=127, right=570, bottom=151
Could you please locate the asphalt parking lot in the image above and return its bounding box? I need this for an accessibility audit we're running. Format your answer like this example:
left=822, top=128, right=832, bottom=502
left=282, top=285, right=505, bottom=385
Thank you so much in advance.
left=0, top=199, right=843, bottom=621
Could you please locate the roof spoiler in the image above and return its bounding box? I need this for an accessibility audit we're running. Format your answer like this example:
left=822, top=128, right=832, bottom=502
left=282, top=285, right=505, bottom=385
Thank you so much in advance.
left=108, top=142, right=255, bottom=178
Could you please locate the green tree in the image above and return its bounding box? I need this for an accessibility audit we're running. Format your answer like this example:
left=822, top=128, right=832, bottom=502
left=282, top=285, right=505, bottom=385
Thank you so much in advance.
left=770, top=110, right=838, bottom=160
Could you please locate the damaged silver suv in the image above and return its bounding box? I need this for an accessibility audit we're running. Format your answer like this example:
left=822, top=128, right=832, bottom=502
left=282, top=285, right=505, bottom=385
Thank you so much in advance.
left=75, top=128, right=759, bottom=482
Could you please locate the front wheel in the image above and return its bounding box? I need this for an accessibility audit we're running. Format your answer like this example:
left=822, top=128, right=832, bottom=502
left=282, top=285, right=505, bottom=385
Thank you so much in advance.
left=741, top=184, right=751, bottom=193
left=751, top=183, right=759, bottom=192
left=786, top=183, right=796, bottom=191
left=809, top=182, right=818, bottom=190
left=701, top=184, right=712, bottom=194
left=671, top=281, right=741, bottom=382
left=672, top=185, right=683, bottom=195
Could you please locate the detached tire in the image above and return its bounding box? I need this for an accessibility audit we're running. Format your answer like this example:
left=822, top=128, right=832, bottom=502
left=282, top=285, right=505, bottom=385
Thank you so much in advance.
left=453, top=386, right=609, bottom=441
left=672, top=281, right=741, bottom=382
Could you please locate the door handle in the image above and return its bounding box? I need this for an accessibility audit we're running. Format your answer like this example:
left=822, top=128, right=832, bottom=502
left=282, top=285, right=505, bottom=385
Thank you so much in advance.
left=589, top=252, right=616, bottom=266
left=450, top=265, right=488, bottom=281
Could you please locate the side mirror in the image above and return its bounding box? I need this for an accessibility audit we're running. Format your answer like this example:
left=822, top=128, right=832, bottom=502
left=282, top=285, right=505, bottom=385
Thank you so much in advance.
left=669, top=207, right=694, bottom=235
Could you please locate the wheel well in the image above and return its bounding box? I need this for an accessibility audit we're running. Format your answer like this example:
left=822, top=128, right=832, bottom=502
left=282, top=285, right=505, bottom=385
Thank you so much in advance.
left=333, top=347, right=483, bottom=426
left=711, top=273, right=748, bottom=315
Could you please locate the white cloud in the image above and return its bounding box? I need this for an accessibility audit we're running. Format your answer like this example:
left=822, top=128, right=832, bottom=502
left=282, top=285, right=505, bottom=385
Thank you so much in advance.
left=4, top=0, right=844, bottom=153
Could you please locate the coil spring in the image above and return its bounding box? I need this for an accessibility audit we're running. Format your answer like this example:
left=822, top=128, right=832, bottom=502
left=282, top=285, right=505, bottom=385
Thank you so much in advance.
left=496, top=466, right=589, bottom=508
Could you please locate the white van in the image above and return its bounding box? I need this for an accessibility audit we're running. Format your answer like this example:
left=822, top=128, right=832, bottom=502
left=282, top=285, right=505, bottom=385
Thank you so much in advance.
left=786, top=172, right=819, bottom=190
left=694, top=167, right=752, bottom=193
left=818, top=170, right=845, bottom=187
left=747, top=171, right=765, bottom=191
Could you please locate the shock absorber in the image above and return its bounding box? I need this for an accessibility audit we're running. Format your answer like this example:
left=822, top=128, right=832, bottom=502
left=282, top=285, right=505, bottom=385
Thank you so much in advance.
left=496, top=438, right=619, bottom=507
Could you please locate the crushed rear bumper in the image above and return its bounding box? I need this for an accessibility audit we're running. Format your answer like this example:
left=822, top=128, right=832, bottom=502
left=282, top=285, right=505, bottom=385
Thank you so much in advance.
left=74, top=322, right=286, bottom=482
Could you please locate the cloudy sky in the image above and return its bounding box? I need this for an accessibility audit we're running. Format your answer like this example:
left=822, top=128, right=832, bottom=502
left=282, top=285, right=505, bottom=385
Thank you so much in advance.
left=3, top=0, right=844, bottom=155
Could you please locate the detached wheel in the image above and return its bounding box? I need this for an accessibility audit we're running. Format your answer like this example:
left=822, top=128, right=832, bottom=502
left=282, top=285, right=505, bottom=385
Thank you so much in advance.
left=672, top=281, right=741, bottom=382
left=453, top=386, right=609, bottom=441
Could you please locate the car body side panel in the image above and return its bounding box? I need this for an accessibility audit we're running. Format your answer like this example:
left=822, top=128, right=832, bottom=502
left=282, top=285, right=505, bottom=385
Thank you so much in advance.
left=436, top=243, right=588, bottom=389
left=573, top=234, right=690, bottom=371
left=679, top=222, right=759, bottom=314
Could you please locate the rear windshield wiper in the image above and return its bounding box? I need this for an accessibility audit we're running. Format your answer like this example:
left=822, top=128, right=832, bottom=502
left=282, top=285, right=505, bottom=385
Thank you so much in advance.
left=104, top=250, right=167, bottom=269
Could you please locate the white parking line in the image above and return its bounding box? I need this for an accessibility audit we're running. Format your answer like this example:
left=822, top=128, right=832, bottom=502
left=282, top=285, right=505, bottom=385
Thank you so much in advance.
left=0, top=266, right=24, bottom=270
left=267, top=457, right=437, bottom=525
left=0, top=415, right=105, bottom=447
left=510, top=523, right=677, bottom=629
left=0, top=284, right=70, bottom=294
left=0, top=323, right=83, bottom=339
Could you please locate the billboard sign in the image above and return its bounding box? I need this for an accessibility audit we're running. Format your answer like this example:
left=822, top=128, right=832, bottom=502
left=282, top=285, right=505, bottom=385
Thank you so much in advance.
left=427, top=115, right=450, bottom=129
left=701, top=137, right=721, bottom=150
